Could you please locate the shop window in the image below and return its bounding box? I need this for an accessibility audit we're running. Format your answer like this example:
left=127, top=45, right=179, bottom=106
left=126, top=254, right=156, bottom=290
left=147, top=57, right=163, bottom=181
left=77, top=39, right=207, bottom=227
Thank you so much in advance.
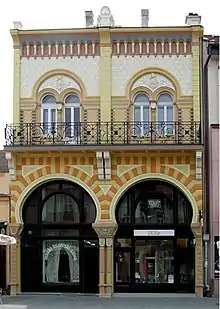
left=135, top=239, right=174, bottom=284
left=116, top=252, right=131, bottom=283
left=42, top=240, right=79, bottom=284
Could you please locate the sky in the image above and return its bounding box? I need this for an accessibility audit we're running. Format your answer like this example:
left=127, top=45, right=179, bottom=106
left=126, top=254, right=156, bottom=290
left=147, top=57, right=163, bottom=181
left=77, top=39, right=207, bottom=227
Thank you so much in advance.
left=0, top=0, right=219, bottom=149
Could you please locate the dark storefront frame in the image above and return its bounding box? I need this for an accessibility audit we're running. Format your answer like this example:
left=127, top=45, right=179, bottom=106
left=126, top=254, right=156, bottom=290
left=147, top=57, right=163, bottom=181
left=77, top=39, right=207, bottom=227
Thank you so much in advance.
left=21, top=180, right=99, bottom=293
left=115, top=180, right=195, bottom=293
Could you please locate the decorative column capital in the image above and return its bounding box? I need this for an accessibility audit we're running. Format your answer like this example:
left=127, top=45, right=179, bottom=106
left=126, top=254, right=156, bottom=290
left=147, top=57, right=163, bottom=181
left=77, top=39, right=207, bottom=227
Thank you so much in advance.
left=8, top=223, right=23, bottom=237
left=106, top=238, right=113, bottom=247
left=99, top=238, right=106, bottom=247
left=191, top=222, right=202, bottom=238
left=92, top=221, right=118, bottom=237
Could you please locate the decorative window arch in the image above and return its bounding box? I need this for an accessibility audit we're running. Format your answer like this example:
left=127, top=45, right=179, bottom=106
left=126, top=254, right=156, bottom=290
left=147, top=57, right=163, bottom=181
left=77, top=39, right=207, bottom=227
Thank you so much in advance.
left=41, top=95, right=57, bottom=135
left=64, top=94, right=80, bottom=138
left=134, top=93, right=150, bottom=136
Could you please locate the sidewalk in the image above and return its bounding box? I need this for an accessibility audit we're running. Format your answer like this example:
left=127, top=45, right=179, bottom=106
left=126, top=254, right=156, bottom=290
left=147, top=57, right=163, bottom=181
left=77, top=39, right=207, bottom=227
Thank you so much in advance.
left=1, top=294, right=218, bottom=309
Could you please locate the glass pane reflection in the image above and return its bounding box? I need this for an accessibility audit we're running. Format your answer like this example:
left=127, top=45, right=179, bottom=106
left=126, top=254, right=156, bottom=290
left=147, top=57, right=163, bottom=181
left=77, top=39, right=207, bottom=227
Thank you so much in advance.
left=135, top=239, right=174, bottom=284
left=116, top=252, right=130, bottom=283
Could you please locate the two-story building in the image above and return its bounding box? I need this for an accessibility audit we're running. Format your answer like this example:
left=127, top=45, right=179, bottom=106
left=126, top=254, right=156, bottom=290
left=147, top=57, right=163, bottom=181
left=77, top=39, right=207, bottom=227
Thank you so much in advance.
left=4, top=7, right=204, bottom=297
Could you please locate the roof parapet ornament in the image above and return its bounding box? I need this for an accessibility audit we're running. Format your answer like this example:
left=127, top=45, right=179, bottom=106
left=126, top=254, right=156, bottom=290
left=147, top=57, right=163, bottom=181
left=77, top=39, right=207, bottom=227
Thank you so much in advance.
left=97, top=6, right=115, bottom=27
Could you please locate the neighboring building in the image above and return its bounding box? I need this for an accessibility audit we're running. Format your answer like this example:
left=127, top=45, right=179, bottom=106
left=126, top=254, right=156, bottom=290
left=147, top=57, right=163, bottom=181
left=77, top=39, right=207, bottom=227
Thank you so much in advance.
left=4, top=8, right=204, bottom=296
left=203, top=36, right=219, bottom=297
left=0, top=151, right=10, bottom=290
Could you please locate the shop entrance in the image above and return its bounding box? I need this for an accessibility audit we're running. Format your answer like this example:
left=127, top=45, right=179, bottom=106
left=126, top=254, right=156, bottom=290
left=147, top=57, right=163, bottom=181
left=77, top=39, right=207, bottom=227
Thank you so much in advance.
left=21, top=180, right=98, bottom=294
left=115, top=180, right=195, bottom=293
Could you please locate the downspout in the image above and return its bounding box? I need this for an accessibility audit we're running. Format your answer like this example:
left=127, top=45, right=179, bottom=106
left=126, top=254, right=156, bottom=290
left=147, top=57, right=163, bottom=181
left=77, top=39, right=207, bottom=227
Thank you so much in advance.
left=203, top=46, right=211, bottom=295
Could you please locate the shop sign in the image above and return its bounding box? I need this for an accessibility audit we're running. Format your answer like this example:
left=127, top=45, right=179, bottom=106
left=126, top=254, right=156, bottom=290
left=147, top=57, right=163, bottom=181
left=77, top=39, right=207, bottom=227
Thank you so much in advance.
left=44, top=243, right=77, bottom=260
left=214, top=236, right=220, bottom=279
left=134, top=229, right=175, bottom=237
left=147, top=199, right=161, bottom=208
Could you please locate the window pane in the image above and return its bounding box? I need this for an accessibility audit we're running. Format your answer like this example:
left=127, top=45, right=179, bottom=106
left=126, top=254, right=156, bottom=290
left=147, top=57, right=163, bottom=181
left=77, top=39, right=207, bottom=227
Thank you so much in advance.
left=116, top=252, right=130, bottom=283
left=74, top=107, right=80, bottom=122
left=42, top=193, right=80, bottom=223
left=134, top=93, right=149, bottom=103
left=42, top=240, right=79, bottom=284
left=117, top=195, right=132, bottom=223
left=135, top=198, right=173, bottom=224
left=51, top=109, right=56, bottom=122
left=134, top=106, right=141, bottom=122
left=42, top=95, right=56, bottom=104
left=43, top=109, right=48, bottom=123
left=158, top=93, right=173, bottom=104
left=65, top=108, right=72, bottom=138
left=84, top=192, right=96, bottom=223
left=135, top=239, right=174, bottom=284
left=167, top=106, right=173, bottom=122
left=158, top=106, right=164, bottom=122
left=143, top=106, right=149, bottom=122
left=65, top=108, right=71, bottom=123
left=65, top=95, right=80, bottom=104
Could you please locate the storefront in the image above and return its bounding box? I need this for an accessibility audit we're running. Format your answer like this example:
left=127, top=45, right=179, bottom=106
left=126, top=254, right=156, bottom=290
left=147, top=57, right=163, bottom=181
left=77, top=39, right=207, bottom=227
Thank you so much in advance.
left=21, top=180, right=99, bottom=293
left=115, top=180, right=195, bottom=293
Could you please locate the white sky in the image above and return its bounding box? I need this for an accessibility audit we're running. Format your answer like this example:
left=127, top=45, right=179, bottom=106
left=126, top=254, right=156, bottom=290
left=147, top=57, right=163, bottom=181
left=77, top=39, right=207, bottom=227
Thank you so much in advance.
left=0, top=0, right=219, bottom=149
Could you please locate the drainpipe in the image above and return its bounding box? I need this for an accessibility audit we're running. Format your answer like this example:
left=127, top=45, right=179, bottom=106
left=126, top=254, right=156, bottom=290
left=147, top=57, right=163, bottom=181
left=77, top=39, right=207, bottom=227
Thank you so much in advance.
left=203, top=44, right=211, bottom=296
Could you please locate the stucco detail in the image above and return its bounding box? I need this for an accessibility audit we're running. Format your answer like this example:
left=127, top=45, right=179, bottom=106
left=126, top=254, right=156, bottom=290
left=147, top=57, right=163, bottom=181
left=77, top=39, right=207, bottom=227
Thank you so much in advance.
left=131, top=73, right=175, bottom=92
left=22, top=165, right=46, bottom=178
left=112, top=55, right=192, bottom=96
left=163, top=164, right=190, bottom=178
left=117, top=165, right=143, bottom=178
left=20, top=57, right=100, bottom=97
left=38, top=75, right=81, bottom=93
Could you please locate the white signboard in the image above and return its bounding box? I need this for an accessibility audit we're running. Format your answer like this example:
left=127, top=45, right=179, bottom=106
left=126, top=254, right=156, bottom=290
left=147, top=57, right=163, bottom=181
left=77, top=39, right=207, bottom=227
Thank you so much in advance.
left=134, top=230, right=175, bottom=237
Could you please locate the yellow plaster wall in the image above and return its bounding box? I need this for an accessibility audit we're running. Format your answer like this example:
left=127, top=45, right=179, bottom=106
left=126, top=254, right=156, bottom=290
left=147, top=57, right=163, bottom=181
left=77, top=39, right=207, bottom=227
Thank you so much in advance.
left=10, top=151, right=202, bottom=225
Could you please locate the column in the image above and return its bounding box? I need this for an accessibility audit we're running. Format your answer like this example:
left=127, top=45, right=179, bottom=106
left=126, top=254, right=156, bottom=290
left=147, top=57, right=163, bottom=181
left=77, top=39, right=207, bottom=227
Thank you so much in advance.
left=8, top=223, right=23, bottom=295
left=93, top=222, right=118, bottom=297
left=105, top=238, right=114, bottom=296
left=99, top=238, right=106, bottom=296
left=191, top=222, right=203, bottom=297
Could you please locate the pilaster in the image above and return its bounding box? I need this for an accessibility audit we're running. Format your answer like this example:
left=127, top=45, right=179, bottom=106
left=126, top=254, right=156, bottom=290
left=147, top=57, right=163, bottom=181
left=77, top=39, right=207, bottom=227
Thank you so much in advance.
left=10, top=30, right=21, bottom=123
left=99, top=28, right=111, bottom=123
left=191, top=222, right=203, bottom=297
left=7, top=223, right=23, bottom=295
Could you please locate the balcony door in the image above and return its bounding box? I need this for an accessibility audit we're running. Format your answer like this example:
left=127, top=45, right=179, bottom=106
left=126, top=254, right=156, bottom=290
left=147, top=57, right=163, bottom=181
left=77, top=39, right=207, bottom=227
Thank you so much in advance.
left=64, top=94, right=80, bottom=140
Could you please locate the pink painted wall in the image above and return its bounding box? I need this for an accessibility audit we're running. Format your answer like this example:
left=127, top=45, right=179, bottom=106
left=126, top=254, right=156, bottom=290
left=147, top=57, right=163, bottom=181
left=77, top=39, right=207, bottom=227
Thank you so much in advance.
left=209, top=126, right=219, bottom=296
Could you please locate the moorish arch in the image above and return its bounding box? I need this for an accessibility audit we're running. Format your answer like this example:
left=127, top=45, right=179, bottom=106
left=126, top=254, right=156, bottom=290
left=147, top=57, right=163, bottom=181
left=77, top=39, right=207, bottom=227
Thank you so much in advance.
left=14, top=173, right=101, bottom=224
left=110, top=173, right=199, bottom=224
left=32, top=69, right=88, bottom=100
left=125, top=67, right=182, bottom=99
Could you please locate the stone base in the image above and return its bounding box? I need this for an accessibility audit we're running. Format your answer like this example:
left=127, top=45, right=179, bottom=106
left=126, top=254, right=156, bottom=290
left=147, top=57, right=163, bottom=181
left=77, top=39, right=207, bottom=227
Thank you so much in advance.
left=195, top=285, right=203, bottom=297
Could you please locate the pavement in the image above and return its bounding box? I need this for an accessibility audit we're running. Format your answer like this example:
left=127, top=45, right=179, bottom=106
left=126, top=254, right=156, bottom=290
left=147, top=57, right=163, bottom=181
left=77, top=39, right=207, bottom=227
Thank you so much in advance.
left=1, top=294, right=219, bottom=309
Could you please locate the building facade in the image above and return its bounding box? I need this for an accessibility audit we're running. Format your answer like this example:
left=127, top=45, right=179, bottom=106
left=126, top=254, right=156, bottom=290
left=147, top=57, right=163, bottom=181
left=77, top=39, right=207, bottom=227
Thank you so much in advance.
left=203, top=36, right=219, bottom=297
left=0, top=151, right=10, bottom=290
left=4, top=7, right=204, bottom=297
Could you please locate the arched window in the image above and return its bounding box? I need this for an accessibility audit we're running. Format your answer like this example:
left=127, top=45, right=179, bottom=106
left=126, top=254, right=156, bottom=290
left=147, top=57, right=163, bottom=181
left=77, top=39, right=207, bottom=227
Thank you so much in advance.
left=134, top=93, right=150, bottom=136
left=42, top=193, right=80, bottom=223
left=116, top=181, right=193, bottom=225
left=64, top=94, right=80, bottom=138
left=157, top=93, right=174, bottom=136
left=41, top=95, right=57, bottom=135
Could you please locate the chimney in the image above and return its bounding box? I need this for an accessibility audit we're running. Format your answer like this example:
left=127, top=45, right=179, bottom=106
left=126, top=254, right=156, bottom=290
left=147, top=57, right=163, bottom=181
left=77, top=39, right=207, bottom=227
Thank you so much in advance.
left=85, top=10, right=94, bottom=28
left=141, top=9, right=149, bottom=27
left=185, top=13, right=201, bottom=26
left=13, top=21, right=23, bottom=30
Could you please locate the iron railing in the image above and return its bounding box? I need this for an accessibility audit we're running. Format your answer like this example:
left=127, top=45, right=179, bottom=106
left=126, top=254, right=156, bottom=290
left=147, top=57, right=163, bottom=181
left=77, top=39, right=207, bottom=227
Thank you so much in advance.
left=4, top=121, right=201, bottom=146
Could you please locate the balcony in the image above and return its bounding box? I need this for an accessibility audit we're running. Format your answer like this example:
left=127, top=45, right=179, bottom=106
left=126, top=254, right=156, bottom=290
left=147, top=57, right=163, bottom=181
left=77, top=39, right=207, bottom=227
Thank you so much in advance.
left=4, top=121, right=202, bottom=151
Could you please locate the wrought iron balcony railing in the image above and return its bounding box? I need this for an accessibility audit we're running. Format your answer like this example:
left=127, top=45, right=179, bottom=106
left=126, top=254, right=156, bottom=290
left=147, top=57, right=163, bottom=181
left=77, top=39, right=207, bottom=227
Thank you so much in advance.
left=4, top=121, right=201, bottom=147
